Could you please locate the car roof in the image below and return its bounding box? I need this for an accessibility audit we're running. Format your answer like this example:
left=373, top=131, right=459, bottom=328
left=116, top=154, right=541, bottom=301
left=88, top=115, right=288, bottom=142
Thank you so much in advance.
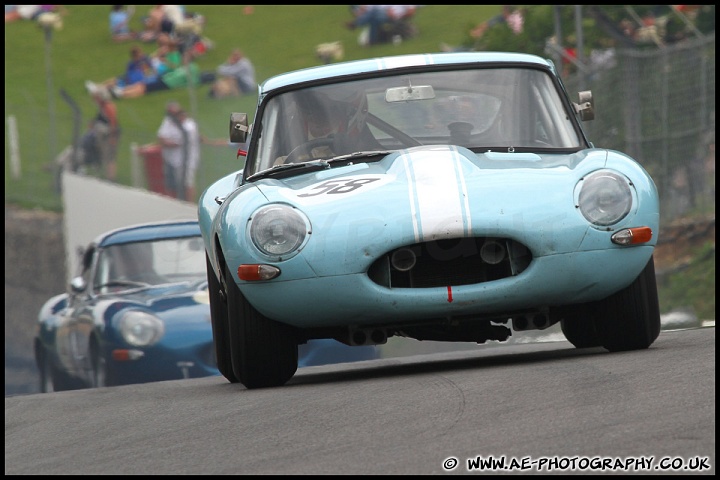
left=260, top=52, right=555, bottom=93
left=95, top=220, right=201, bottom=248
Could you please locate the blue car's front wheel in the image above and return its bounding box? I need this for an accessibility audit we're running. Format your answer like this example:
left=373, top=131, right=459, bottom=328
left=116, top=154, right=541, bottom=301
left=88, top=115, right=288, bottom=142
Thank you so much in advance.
left=37, top=346, right=56, bottom=393
left=224, top=263, right=298, bottom=389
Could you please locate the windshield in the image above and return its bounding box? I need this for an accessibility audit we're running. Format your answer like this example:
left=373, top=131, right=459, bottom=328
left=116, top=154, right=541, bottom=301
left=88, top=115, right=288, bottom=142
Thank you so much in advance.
left=94, top=237, right=206, bottom=292
left=249, top=67, right=582, bottom=176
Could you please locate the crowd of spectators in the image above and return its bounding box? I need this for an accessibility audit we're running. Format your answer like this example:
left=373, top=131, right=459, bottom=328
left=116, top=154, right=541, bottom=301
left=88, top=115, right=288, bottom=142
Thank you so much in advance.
left=439, top=4, right=714, bottom=75
left=86, top=5, right=260, bottom=101
left=74, top=5, right=254, bottom=199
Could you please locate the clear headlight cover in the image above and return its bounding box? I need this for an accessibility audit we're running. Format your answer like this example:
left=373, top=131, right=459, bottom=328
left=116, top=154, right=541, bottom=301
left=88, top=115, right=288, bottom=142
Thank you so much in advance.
left=250, top=204, right=309, bottom=257
left=577, top=170, right=633, bottom=226
left=119, top=311, right=165, bottom=346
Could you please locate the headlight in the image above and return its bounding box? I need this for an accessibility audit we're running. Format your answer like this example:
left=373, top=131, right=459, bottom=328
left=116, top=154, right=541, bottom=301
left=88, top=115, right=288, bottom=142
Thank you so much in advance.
left=249, top=204, right=310, bottom=258
left=119, top=311, right=165, bottom=346
left=576, top=170, right=633, bottom=226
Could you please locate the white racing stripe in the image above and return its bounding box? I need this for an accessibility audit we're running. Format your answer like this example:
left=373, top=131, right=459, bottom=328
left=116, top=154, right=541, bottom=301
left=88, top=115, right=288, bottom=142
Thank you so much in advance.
left=401, top=146, right=471, bottom=242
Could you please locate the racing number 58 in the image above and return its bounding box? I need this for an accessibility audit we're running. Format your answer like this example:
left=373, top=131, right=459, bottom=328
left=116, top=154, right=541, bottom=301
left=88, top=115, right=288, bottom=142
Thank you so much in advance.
left=298, top=178, right=380, bottom=197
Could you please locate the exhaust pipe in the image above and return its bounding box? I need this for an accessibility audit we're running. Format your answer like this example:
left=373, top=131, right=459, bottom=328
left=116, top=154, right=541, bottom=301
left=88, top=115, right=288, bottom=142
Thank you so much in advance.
left=512, top=313, right=550, bottom=331
left=532, top=314, right=549, bottom=329
left=342, top=327, right=388, bottom=346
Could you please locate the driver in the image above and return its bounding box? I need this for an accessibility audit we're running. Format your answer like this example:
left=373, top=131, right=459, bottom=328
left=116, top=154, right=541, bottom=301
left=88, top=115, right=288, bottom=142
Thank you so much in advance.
left=442, top=95, right=478, bottom=146
left=306, top=103, right=345, bottom=143
left=276, top=90, right=371, bottom=164
left=111, top=242, right=166, bottom=285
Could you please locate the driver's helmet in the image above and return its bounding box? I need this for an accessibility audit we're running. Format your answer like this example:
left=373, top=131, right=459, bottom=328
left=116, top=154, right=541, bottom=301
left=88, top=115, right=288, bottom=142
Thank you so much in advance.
left=327, top=87, right=369, bottom=138
left=298, top=87, right=369, bottom=139
left=116, top=242, right=155, bottom=280
left=436, top=95, right=478, bottom=126
left=294, top=91, right=341, bottom=139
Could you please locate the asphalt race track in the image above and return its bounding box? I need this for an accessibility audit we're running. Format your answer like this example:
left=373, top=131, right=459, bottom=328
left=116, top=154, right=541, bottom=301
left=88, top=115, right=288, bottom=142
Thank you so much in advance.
left=5, top=327, right=715, bottom=475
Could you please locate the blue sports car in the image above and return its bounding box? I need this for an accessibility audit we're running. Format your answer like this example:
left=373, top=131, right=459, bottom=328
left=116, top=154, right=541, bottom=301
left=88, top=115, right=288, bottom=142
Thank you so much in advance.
left=34, top=220, right=377, bottom=392
left=199, top=52, right=661, bottom=389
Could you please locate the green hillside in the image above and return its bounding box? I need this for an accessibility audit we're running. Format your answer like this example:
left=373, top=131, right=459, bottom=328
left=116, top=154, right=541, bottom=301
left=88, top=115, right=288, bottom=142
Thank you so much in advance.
left=4, top=5, right=502, bottom=211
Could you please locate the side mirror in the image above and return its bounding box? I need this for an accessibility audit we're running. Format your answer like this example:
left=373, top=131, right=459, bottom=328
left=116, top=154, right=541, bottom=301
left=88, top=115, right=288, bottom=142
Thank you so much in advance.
left=229, top=113, right=249, bottom=143
left=573, top=90, right=594, bottom=121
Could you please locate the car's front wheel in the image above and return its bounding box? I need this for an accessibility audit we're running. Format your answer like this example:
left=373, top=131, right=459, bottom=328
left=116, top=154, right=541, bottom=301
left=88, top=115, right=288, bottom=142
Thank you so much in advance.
left=224, top=263, right=298, bottom=389
left=595, top=255, right=661, bottom=351
left=37, top=346, right=56, bottom=393
left=206, top=253, right=238, bottom=383
left=90, top=341, right=108, bottom=388
left=559, top=255, right=661, bottom=351
left=37, top=343, right=77, bottom=392
left=559, top=309, right=602, bottom=349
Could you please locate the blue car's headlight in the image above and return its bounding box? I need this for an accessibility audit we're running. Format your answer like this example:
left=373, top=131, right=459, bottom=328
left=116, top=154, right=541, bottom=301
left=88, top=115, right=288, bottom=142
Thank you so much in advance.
left=249, top=204, right=310, bottom=257
left=576, top=170, right=633, bottom=226
left=119, top=311, right=165, bottom=346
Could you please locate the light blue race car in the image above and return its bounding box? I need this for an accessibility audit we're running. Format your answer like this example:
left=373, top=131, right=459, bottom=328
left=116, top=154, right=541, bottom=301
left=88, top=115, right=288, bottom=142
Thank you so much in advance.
left=199, top=52, right=660, bottom=389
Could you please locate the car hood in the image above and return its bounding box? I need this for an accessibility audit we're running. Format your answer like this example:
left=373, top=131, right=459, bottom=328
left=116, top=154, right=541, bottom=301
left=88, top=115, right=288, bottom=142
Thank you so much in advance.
left=93, top=283, right=211, bottom=328
left=224, top=145, right=657, bottom=277
left=257, top=145, right=607, bottom=242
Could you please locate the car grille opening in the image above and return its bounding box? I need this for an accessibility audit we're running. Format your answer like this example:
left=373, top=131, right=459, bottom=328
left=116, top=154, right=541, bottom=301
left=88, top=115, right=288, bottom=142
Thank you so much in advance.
left=367, top=237, right=532, bottom=288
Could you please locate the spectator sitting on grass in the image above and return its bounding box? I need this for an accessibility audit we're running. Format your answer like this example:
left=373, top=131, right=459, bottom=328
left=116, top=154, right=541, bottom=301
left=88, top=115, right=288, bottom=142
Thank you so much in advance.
left=139, top=5, right=176, bottom=42
left=150, top=33, right=182, bottom=76
left=85, top=45, right=154, bottom=95
left=109, top=50, right=214, bottom=99
left=208, top=48, right=256, bottom=98
left=110, top=5, right=138, bottom=42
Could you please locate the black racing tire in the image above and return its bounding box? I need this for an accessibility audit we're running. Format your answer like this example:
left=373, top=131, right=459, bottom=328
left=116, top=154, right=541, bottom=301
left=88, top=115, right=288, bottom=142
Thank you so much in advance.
left=38, top=346, right=56, bottom=393
left=206, top=253, right=239, bottom=383
left=559, top=306, right=603, bottom=349
left=38, top=344, right=77, bottom=392
left=594, top=255, right=661, bottom=352
left=90, top=341, right=109, bottom=388
left=224, top=263, right=298, bottom=389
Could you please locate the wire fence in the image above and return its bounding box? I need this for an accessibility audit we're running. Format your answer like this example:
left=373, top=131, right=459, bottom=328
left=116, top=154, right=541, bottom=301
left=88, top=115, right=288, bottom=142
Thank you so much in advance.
left=563, top=32, right=715, bottom=223
left=4, top=90, right=241, bottom=209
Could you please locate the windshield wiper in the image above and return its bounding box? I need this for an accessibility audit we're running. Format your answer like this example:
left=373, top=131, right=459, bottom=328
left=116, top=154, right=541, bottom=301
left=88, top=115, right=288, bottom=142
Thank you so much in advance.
left=246, top=160, right=330, bottom=181
left=247, top=152, right=394, bottom=182
left=326, top=150, right=394, bottom=163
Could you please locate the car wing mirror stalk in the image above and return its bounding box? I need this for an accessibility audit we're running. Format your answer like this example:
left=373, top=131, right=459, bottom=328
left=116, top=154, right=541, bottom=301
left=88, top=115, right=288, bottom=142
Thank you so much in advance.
left=573, top=90, right=594, bottom=121
left=230, top=113, right=249, bottom=143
